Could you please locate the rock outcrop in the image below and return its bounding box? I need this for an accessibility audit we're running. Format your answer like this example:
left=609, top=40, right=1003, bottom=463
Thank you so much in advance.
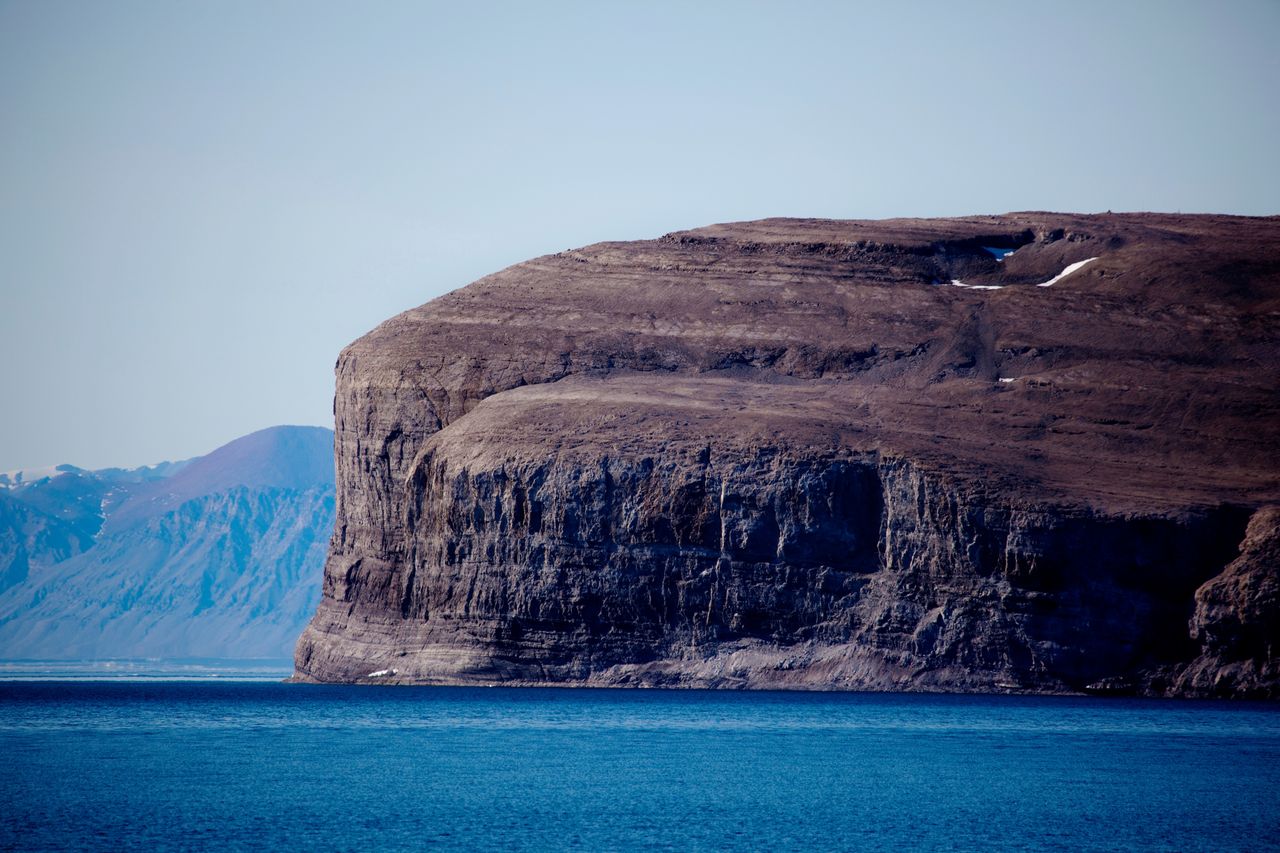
left=294, top=213, right=1280, bottom=696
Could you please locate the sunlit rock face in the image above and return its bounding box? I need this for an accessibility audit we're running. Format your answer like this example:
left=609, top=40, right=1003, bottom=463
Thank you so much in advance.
left=294, top=213, right=1280, bottom=697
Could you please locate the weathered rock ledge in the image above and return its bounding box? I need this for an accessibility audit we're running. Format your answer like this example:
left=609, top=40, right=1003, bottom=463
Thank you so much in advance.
left=295, top=213, right=1280, bottom=697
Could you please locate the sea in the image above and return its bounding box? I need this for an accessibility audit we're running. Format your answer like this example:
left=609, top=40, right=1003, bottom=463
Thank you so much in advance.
left=1, top=682, right=1277, bottom=852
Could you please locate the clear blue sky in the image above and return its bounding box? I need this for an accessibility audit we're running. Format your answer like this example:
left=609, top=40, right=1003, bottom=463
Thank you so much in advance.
left=2, top=0, right=1277, bottom=470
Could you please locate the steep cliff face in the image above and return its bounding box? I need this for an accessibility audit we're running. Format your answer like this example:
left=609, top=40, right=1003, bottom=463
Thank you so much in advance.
left=1175, top=507, right=1280, bottom=696
left=295, top=213, right=1280, bottom=696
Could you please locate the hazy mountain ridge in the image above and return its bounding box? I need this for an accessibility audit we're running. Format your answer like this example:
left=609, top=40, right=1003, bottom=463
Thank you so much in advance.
left=0, top=426, right=334, bottom=661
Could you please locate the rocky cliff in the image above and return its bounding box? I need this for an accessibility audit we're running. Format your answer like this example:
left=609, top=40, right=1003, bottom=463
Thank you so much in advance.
left=294, top=213, right=1280, bottom=697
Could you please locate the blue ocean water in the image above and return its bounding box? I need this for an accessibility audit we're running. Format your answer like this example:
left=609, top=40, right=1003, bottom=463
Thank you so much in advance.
left=1, top=683, right=1277, bottom=852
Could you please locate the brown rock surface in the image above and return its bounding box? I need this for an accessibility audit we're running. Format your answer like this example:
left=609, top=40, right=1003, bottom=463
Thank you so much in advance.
left=294, top=212, right=1280, bottom=696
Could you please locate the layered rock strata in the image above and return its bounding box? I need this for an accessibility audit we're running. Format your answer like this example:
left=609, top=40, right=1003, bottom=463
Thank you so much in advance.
left=295, top=213, right=1280, bottom=696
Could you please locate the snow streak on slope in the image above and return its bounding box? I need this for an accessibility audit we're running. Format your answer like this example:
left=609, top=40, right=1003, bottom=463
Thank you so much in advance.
left=949, top=257, right=1098, bottom=290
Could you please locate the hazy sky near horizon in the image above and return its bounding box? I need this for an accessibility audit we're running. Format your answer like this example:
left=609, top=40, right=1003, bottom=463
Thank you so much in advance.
left=2, top=0, right=1277, bottom=469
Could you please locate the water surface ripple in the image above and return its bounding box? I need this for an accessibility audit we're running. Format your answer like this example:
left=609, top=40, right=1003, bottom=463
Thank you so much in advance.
left=2, top=683, right=1277, bottom=851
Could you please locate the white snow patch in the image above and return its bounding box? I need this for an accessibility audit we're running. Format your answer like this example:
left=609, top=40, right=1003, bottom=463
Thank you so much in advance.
left=998, top=377, right=1016, bottom=383
left=1037, top=257, right=1097, bottom=287
left=366, top=668, right=398, bottom=678
left=948, top=257, right=1099, bottom=291
left=949, top=279, right=1004, bottom=290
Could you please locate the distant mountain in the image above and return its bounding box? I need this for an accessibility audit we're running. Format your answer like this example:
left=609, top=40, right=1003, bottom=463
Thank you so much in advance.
left=0, top=464, right=84, bottom=489
left=0, top=490, right=96, bottom=595
left=103, top=426, right=333, bottom=532
left=2, top=457, right=192, bottom=549
left=0, top=426, right=333, bottom=661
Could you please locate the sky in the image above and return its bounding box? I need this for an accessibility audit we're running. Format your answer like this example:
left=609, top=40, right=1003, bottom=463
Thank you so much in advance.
left=1, top=0, right=1277, bottom=470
